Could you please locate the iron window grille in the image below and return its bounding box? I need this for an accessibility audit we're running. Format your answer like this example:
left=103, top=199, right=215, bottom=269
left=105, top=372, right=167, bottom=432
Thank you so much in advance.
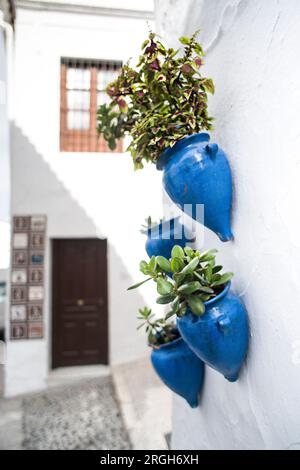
left=60, top=57, right=123, bottom=152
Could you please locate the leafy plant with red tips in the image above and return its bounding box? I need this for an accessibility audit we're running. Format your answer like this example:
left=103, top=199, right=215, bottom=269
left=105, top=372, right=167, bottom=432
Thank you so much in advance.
left=97, top=31, right=214, bottom=169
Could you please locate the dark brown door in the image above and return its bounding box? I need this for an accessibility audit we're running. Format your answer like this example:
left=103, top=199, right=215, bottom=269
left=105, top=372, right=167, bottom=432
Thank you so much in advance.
left=52, top=238, right=108, bottom=368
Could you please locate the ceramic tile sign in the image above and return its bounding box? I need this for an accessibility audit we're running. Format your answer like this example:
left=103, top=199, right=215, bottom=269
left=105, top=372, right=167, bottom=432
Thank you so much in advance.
left=10, top=215, right=47, bottom=340
left=28, top=304, right=43, bottom=321
left=28, top=322, right=43, bottom=339
left=11, top=323, right=27, bottom=340
left=11, top=305, right=27, bottom=322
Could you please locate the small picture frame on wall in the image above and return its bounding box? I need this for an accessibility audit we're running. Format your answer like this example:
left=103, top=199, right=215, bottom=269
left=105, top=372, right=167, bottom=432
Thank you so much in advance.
left=13, top=216, right=30, bottom=232
left=28, top=322, right=43, bottom=339
left=11, top=269, right=27, bottom=285
left=10, top=215, right=47, bottom=341
left=30, top=252, right=44, bottom=265
left=28, top=267, right=43, bottom=285
left=12, top=250, right=28, bottom=266
left=13, top=233, right=28, bottom=249
left=28, top=286, right=44, bottom=301
left=30, top=232, right=45, bottom=249
left=11, top=322, right=27, bottom=340
left=28, top=304, right=43, bottom=321
left=11, top=286, right=27, bottom=303
left=11, top=305, right=27, bottom=322
left=31, top=215, right=46, bottom=232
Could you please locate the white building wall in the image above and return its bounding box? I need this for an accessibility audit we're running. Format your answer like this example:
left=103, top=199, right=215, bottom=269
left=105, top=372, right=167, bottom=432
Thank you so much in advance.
left=7, top=0, right=162, bottom=397
left=156, top=0, right=300, bottom=450
left=0, top=10, right=11, bottom=271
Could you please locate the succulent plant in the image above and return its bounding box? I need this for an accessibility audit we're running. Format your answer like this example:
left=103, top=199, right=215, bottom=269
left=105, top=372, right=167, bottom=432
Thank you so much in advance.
left=137, top=307, right=179, bottom=346
left=128, top=246, right=233, bottom=317
left=140, top=216, right=164, bottom=234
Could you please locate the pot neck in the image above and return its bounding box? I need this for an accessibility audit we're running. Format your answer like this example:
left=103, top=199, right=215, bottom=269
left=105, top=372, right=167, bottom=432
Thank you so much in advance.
left=150, top=335, right=183, bottom=350
left=156, top=132, right=210, bottom=171
left=183, top=283, right=231, bottom=322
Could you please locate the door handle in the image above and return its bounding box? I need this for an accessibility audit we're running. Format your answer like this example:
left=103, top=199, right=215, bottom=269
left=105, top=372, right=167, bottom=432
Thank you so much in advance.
left=77, top=299, right=85, bottom=306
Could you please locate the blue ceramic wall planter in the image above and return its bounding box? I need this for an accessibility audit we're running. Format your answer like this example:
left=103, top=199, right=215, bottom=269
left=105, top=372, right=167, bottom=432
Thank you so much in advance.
left=143, top=218, right=192, bottom=260
left=151, top=334, right=205, bottom=408
left=157, top=133, right=233, bottom=242
left=177, top=283, right=249, bottom=382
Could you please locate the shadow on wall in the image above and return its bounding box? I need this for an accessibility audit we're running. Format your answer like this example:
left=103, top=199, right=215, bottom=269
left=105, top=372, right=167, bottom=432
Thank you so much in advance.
left=10, top=123, right=149, bottom=365
left=109, top=246, right=150, bottom=365
left=10, top=123, right=98, bottom=236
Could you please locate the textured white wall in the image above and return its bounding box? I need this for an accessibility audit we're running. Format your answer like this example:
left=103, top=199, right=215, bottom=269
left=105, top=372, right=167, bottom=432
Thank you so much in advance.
left=0, top=19, right=10, bottom=268
left=7, top=4, right=162, bottom=396
left=156, top=0, right=300, bottom=450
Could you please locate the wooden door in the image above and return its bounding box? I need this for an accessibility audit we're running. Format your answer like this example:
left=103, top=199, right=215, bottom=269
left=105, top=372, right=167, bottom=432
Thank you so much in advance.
left=52, top=239, right=108, bottom=368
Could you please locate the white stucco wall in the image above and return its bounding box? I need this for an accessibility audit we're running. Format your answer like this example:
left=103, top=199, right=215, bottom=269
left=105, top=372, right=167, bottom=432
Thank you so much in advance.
left=156, top=0, right=300, bottom=450
left=0, top=11, right=11, bottom=269
left=6, top=1, right=163, bottom=397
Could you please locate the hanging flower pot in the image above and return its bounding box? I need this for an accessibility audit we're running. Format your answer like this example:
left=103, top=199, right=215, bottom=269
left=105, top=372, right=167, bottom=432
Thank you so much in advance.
left=151, top=335, right=205, bottom=408
left=97, top=33, right=233, bottom=241
left=136, top=307, right=204, bottom=408
left=129, top=246, right=249, bottom=383
left=156, top=133, right=233, bottom=242
left=177, top=282, right=249, bottom=382
left=142, top=217, right=192, bottom=260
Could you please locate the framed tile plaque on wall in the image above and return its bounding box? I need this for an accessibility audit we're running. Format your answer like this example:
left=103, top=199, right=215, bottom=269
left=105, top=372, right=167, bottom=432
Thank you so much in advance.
left=10, top=215, right=47, bottom=340
left=11, top=305, right=27, bottom=322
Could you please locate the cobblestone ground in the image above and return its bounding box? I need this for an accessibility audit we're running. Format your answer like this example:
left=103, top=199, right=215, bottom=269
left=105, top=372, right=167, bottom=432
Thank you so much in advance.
left=0, top=375, right=131, bottom=450
left=0, top=358, right=172, bottom=450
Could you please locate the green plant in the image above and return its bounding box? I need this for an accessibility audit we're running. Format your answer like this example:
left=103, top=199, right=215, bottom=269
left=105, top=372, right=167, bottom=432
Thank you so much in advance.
left=97, top=31, right=214, bottom=169
left=128, top=246, right=233, bottom=317
left=140, top=216, right=164, bottom=233
left=137, top=307, right=179, bottom=346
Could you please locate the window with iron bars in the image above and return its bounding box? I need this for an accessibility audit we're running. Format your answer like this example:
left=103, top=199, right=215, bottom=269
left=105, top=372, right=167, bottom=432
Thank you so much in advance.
left=60, top=58, right=123, bottom=152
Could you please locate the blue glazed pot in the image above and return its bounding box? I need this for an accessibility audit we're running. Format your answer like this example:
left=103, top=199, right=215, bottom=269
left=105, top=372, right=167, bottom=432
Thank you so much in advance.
left=151, top=336, right=205, bottom=408
left=144, top=218, right=192, bottom=260
left=157, top=133, right=233, bottom=242
left=177, top=283, right=249, bottom=382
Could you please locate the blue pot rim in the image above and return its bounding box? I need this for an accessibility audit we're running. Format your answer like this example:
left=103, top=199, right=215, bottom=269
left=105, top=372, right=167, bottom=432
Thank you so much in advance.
left=150, top=335, right=183, bottom=350
left=156, top=132, right=211, bottom=171
left=178, top=283, right=232, bottom=324
left=204, top=281, right=231, bottom=307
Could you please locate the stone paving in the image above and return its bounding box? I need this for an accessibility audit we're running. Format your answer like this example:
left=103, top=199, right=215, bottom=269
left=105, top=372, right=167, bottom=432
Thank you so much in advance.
left=0, top=358, right=172, bottom=450
left=1, top=376, right=130, bottom=450
left=23, top=376, right=131, bottom=450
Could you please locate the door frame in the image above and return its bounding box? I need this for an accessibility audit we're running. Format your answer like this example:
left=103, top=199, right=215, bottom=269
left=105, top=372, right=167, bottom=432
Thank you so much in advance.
left=51, top=237, right=109, bottom=369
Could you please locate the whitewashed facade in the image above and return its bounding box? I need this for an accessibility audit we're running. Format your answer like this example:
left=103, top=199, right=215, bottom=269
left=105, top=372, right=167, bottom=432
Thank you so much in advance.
left=156, top=0, right=300, bottom=450
left=5, top=0, right=165, bottom=397
left=0, top=1, right=13, bottom=334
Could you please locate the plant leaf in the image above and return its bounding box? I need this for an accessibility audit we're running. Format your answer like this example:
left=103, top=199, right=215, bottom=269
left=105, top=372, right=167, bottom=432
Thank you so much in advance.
left=171, top=245, right=185, bottom=259
left=157, top=277, right=174, bottom=295
left=212, top=272, right=233, bottom=286
left=179, top=36, right=190, bottom=45
left=165, top=310, right=176, bottom=320
left=139, top=260, right=149, bottom=274
left=199, top=286, right=214, bottom=294
left=156, top=294, right=176, bottom=305
left=170, top=257, right=184, bottom=273
left=187, top=296, right=205, bottom=316
left=148, top=256, right=157, bottom=273
left=156, top=256, right=172, bottom=272
left=181, top=257, right=199, bottom=274
left=127, top=278, right=152, bottom=290
left=171, top=296, right=180, bottom=312
left=178, top=281, right=201, bottom=295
